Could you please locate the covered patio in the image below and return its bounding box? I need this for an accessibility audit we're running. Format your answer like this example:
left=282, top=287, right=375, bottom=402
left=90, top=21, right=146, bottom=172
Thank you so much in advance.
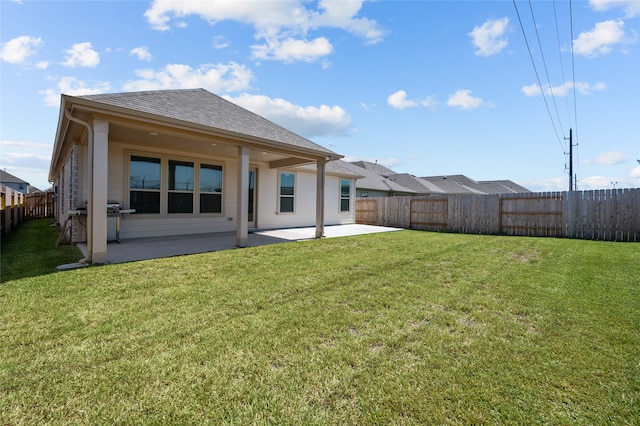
left=71, top=224, right=401, bottom=265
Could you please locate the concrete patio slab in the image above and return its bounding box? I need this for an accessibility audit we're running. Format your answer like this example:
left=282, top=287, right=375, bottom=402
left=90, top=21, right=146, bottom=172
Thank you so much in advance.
left=73, top=224, right=402, bottom=265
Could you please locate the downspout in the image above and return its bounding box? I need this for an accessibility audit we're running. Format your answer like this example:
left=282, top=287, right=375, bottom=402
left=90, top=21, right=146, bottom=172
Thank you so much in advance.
left=64, top=108, right=93, bottom=264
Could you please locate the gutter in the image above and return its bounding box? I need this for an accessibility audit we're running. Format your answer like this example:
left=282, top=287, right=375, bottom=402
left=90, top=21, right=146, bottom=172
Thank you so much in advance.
left=63, top=108, right=93, bottom=264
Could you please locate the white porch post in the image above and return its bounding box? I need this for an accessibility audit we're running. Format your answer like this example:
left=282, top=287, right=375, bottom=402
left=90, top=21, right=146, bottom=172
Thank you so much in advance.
left=315, top=159, right=327, bottom=238
left=91, top=119, right=109, bottom=263
left=236, top=146, right=249, bottom=247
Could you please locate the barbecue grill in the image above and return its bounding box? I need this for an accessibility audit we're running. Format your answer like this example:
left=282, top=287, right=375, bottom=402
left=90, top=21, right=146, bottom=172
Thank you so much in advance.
left=107, top=201, right=135, bottom=242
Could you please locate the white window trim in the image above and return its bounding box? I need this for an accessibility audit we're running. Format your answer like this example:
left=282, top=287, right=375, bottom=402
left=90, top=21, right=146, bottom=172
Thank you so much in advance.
left=277, top=170, right=296, bottom=214
left=340, top=178, right=351, bottom=213
left=199, top=163, right=225, bottom=215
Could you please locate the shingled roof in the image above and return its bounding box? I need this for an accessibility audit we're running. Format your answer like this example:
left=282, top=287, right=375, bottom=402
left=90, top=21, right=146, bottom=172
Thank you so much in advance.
left=75, top=89, right=338, bottom=157
left=0, top=169, right=29, bottom=185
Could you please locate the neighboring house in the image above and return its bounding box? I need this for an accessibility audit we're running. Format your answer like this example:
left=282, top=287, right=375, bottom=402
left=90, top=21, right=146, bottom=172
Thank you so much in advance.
left=49, top=89, right=357, bottom=264
left=349, top=160, right=398, bottom=178
left=385, top=173, right=444, bottom=194
left=349, top=161, right=529, bottom=196
left=342, top=161, right=416, bottom=197
left=0, top=170, right=30, bottom=194
left=418, top=175, right=531, bottom=195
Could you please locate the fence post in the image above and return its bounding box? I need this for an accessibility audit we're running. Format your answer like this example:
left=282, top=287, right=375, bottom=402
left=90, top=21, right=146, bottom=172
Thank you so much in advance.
left=634, top=188, right=640, bottom=242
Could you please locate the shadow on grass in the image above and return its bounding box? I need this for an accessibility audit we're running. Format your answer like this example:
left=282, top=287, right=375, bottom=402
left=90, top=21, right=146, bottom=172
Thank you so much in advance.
left=1, top=218, right=83, bottom=283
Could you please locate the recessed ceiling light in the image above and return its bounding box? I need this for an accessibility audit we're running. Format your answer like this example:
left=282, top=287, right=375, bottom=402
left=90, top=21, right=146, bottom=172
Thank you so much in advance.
left=149, top=132, right=158, bottom=136
left=211, top=143, right=217, bottom=146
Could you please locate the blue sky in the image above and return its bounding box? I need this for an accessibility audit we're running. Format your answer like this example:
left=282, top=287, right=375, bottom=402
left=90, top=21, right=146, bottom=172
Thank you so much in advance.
left=1, top=0, right=639, bottom=191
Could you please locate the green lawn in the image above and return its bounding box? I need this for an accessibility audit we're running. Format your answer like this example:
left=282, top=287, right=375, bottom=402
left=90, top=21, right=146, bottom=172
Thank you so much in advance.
left=1, top=219, right=639, bottom=425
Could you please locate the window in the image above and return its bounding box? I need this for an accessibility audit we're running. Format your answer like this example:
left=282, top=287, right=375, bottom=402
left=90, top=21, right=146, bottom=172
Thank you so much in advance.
left=279, top=172, right=295, bottom=213
left=128, top=154, right=225, bottom=215
left=340, top=179, right=351, bottom=212
left=130, top=155, right=161, bottom=214
left=200, top=164, right=223, bottom=214
left=168, top=160, right=194, bottom=213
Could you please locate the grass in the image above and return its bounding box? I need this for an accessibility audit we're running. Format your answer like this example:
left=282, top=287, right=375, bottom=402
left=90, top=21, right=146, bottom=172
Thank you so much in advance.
left=1, top=218, right=83, bottom=282
left=1, top=219, right=639, bottom=424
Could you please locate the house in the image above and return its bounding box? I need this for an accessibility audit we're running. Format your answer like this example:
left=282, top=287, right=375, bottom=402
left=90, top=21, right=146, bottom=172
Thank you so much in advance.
left=0, top=170, right=30, bottom=194
left=341, top=161, right=416, bottom=197
left=417, top=175, right=531, bottom=194
left=48, top=89, right=359, bottom=264
left=384, top=173, right=444, bottom=195
left=348, top=161, right=530, bottom=196
left=349, top=160, right=398, bottom=178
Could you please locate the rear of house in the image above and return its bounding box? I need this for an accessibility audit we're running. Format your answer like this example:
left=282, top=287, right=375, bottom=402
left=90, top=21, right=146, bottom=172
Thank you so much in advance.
left=49, top=89, right=358, bottom=263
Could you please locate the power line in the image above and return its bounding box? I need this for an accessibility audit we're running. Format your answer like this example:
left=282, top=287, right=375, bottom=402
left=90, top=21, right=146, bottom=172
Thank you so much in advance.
left=552, top=0, right=573, bottom=130
left=528, top=0, right=566, bottom=140
left=512, top=0, right=565, bottom=155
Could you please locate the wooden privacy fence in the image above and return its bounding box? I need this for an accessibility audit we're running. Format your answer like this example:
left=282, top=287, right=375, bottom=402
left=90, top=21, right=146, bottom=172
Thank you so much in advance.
left=356, top=188, right=640, bottom=242
left=1, top=188, right=54, bottom=237
left=1, top=185, right=26, bottom=237
left=25, top=191, right=54, bottom=219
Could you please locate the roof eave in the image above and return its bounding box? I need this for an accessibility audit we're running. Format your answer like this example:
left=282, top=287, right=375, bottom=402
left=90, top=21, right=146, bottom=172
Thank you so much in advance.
left=65, top=95, right=341, bottom=162
left=48, top=95, right=71, bottom=182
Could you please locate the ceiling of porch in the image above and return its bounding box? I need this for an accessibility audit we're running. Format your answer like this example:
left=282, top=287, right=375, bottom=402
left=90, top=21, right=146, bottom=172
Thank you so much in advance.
left=107, top=122, right=318, bottom=168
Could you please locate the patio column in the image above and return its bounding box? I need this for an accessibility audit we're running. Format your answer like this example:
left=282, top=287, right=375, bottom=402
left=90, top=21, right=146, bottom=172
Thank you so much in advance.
left=90, top=119, right=109, bottom=264
left=236, top=146, right=249, bottom=247
left=315, top=159, right=327, bottom=238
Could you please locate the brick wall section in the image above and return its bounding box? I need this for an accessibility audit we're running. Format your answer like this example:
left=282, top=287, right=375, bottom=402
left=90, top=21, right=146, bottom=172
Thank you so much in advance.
left=69, top=146, right=86, bottom=243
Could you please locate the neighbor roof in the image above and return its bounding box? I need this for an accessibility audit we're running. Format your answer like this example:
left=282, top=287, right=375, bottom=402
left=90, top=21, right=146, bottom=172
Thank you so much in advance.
left=296, top=159, right=364, bottom=179
left=0, top=170, right=29, bottom=185
left=349, top=160, right=398, bottom=177
left=341, top=161, right=416, bottom=194
left=420, top=175, right=530, bottom=194
left=74, top=89, right=339, bottom=157
left=386, top=173, right=445, bottom=194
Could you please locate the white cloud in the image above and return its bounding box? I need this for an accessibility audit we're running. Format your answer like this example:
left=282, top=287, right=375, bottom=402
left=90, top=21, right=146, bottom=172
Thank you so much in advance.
left=524, top=177, right=567, bottom=192
left=630, top=165, right=640, bottom=179
left=0, top=151, right=50, bottom=167
left=387, top=90, right=435, bottom=110
left=251, top=37, right=332, bottom=62
left=573, top=20, right=634, bottom=57
left=0, top=35, right=43, bottom=64
left=387, top=90, right=417, bottom=109
left=360, top=102, right=375, bottom=111
left=521, top=81, right=607, bottom=96
left=579, top=175, right=620, bottom=189
left=0, top=140, right=53, bottom=189
left=212, top=35, right=229, bottom=49
left=41, top=76, right=111, bottom=107
left=583, top=151, right=626, bottom=165
left=62, top=42, right=100, bottom=67
left=589, top=0, right=640, bottom=18
left=224, top=93, right=351, bottom=138
left=143, top=0, right=384, bottom=63
left=130, top=46, right=152, bottom=61
left=311, top=0, right=386, bottom=44
left=0, top=140, right=51, bottom=151
left=35, top=60, right=49, bottom=70
left=446, top=89, right=487, bottom=109
left=122, top=62, right=253, bottom=93
left=468, top=17, right=509, bottom=57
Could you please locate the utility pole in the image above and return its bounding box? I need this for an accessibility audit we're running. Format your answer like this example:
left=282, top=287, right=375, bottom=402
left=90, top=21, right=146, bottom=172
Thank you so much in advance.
left=566, top=128, right=573, bottom=192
